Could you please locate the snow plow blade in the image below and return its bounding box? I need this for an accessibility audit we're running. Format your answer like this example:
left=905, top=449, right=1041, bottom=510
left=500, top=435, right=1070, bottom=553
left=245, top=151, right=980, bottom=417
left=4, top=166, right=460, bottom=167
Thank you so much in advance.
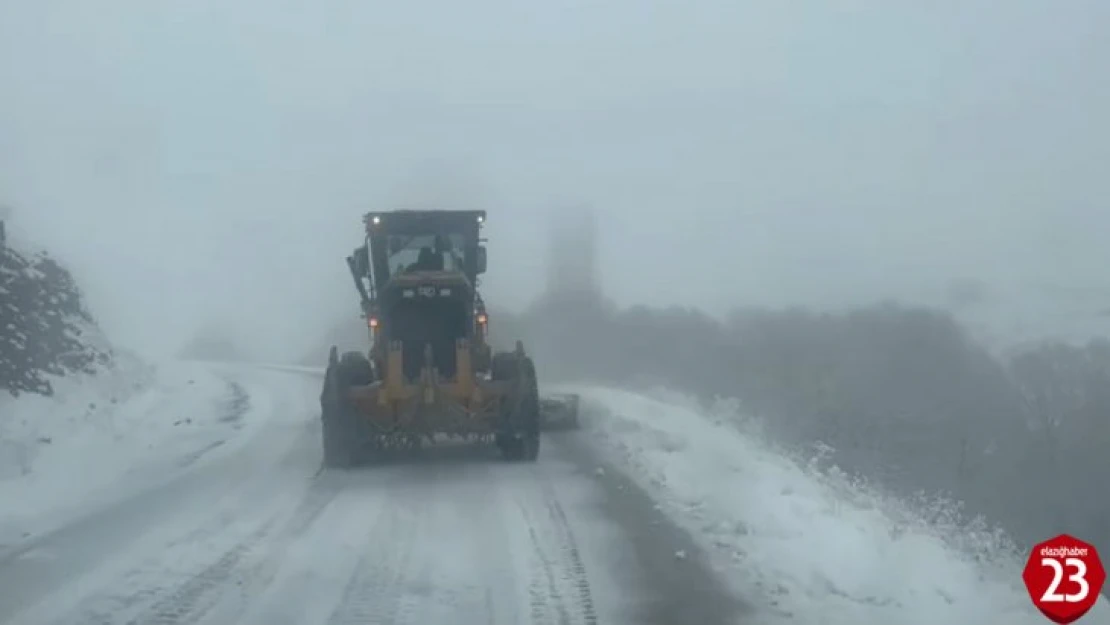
left=539, top=393, right=580, bottom=431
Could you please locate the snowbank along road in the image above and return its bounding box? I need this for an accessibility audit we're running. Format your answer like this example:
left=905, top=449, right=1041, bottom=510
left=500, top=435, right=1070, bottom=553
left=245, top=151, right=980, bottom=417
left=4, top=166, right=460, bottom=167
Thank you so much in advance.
left=0, top=364, right=743, bottom=625
left=3, top=362, right=1108, bottom=625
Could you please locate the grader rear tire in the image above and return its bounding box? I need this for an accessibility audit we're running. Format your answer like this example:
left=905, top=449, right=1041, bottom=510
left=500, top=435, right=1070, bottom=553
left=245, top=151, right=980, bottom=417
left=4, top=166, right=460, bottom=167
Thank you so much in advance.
left=492, top=352, right=540, bottom=462
left=321, top=349, right=375, bottom=469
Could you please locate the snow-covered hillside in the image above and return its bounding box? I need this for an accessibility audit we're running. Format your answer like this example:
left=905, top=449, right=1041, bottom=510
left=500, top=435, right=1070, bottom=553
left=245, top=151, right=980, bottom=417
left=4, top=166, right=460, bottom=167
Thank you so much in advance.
left=1, top=227, right=114, bottom=398
left=0, top=224, right=257, bottom=552
left=568, top=385, right=1110, bottom=625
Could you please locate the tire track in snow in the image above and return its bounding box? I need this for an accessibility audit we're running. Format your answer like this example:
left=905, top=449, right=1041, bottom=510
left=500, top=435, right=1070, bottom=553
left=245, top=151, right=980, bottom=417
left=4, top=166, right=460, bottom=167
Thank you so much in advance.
left=517, top=476, right=600, bottom=625
left=49, top=467, right=340, bottom=625
left=543, top=496, right=599, bottom=625
left=183, top=481, right=343, bottom=624
left=322, top=457, right=601, bottom=625
left=523, top=503, right=573, bottom=625
left=125, top=519, right=279, bottom=625
left=124, top=476, right=341, bottom=625
left=325, top=502, right=418, bottom=625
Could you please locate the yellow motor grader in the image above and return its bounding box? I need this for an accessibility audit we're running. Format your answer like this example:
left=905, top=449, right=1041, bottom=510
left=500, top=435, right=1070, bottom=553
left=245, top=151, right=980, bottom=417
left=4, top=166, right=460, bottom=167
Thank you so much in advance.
left=320, top=209, right=579, bottom=467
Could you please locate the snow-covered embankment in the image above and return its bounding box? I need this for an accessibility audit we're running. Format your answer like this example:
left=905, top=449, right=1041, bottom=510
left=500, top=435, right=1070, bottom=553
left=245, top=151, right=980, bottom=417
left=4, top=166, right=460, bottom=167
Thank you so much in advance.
left=0, top=224, right=253, bottom=550
left=0, top=361, right=252, bottom=549
left=572, top=386, right=1110, bottom=625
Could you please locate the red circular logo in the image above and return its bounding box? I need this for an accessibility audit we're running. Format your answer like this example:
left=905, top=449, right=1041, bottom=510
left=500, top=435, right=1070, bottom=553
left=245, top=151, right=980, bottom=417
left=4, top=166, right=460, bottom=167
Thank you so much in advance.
left=1022, top=534, right=1105, bottom=624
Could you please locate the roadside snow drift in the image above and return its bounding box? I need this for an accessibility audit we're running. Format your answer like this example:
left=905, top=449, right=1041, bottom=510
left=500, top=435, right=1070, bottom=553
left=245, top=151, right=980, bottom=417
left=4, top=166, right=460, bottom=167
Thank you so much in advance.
left=0, top=360, right=250, bottom=550
left=573, top=386, right=1110, bottom=625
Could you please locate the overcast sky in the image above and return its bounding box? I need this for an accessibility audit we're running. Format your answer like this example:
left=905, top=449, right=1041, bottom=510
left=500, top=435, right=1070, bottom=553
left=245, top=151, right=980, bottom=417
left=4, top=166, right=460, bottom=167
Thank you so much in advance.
left=1, top=0, right=1107, bottom=360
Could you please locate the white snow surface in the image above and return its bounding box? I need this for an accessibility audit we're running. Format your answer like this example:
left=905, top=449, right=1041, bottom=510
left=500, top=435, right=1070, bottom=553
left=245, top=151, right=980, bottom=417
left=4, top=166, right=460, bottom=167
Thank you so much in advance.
left=1, top=366, right=628, bottom=625
left=0, top=358, right=260, bottom=550
left=567, top=385, right=1110, bottom=625
left=5, top=348, right=1108, bottom=624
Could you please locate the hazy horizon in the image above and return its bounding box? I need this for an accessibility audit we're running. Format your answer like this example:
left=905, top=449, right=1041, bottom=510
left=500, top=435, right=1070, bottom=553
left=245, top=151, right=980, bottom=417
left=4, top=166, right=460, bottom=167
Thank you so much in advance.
left=2, top=0, right=1107, bottom=361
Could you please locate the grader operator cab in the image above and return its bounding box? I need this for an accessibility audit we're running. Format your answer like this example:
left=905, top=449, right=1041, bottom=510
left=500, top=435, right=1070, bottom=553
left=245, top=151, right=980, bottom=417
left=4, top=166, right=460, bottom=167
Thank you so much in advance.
left=320, top=209, right=579, bottom=468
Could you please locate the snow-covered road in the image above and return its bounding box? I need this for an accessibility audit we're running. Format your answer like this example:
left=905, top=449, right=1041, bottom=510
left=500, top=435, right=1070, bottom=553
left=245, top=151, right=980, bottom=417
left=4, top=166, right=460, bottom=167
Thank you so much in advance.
left=0, top=367, right=740, bottom=625
left=4, top=363, right=1107, bottom=625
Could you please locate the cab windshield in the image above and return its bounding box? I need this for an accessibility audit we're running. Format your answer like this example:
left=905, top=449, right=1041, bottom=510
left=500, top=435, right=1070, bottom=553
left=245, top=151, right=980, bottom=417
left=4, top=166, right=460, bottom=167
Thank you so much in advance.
left=387, top=233, right=466, bottom=276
